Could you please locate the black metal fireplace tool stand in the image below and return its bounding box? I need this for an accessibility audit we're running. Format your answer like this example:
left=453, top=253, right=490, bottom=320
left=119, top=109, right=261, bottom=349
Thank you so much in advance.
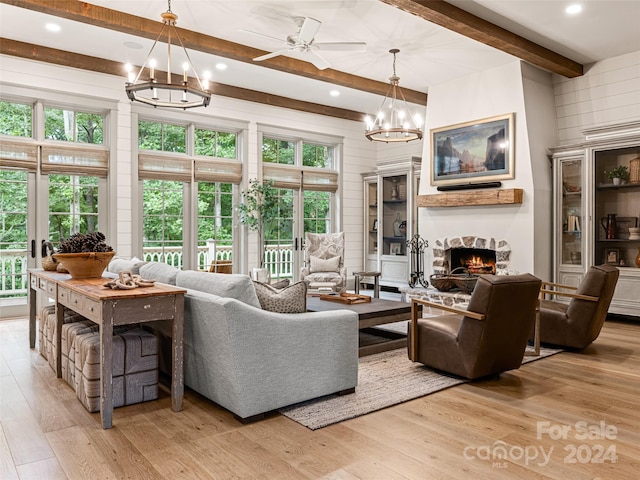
left=406, top=234, right=429, bottom=288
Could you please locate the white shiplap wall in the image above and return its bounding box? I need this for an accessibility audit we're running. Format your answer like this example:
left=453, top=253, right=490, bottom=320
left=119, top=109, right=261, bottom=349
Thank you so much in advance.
left=553, top=50, right=640, bottom=145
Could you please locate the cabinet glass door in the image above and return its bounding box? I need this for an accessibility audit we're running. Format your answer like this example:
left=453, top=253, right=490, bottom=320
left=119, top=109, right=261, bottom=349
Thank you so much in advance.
left=594, top=146, right=640, bottom=268
left=382, top=174, right=408, bottom=256
left=560, top=158, right=583, bottom=265
left=366, top=180, right=378, bottom=257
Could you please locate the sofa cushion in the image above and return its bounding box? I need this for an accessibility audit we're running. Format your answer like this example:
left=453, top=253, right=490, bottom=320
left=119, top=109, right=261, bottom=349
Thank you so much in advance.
left=139, top=262, right=179, bottom=285
left=108, top=257, right=146, bottom=275
left=309, top=255, right=340, bottom=273
left=176, top=270, right=261, bottom=309
left=253, top=281, right=307, bottom=313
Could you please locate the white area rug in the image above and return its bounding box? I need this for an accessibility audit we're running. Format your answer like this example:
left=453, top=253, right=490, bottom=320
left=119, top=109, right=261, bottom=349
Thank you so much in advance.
left=279, top=345, right=562, bottom=430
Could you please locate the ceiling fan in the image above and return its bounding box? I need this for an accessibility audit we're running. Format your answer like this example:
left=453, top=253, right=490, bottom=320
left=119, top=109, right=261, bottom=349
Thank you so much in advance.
left=242, top=16, right=366, bottom=70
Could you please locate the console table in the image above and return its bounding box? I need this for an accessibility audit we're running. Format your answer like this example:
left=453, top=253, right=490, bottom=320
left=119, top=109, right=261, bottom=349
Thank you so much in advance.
left=28, top=269, right=186, bottom=429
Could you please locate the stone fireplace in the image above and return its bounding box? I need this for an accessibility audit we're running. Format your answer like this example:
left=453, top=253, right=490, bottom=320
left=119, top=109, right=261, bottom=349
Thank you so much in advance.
left=400, top=235, right=512, bottom=308
left=432, top=236, right=512, bottom=275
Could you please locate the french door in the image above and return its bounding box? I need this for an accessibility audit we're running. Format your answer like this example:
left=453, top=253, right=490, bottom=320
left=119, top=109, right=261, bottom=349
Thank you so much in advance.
left=0, top=170, right=104, bottom=319
left=264, top=188, right=334, bottom=282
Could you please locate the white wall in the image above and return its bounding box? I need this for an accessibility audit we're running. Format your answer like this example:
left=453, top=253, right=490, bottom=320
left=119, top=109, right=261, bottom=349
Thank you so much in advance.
left=554, top=50, right=640, bottom=145
left=1, top=55, right=403, bottom=276
left=417, top=60, right=556, bottom=279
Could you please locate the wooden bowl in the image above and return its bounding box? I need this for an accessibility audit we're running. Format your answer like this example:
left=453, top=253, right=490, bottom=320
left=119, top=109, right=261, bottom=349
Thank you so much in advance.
left=51, top=251, right=115, bottom=279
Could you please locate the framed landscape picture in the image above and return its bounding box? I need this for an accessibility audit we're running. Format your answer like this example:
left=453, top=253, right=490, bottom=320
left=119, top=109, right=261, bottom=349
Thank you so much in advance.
left=431, top=113, right=515, bottom=186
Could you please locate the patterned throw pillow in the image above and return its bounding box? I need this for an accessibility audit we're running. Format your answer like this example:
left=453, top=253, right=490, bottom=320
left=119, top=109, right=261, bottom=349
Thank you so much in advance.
left=309, top=255, right=340, bottom=273
left=253, top=281, right=307, bottom=313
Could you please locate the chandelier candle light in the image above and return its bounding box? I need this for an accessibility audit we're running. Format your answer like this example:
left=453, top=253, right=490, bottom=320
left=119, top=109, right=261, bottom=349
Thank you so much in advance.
left=365, top=49, right=423, bottom=143
left=124, top=0, right=211, bottom=109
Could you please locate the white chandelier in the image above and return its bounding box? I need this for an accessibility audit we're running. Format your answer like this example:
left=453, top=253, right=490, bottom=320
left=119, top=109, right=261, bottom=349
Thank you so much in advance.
left=124, top=0, right=211, bottom=109
left=365, top=49, right=423, bottom=143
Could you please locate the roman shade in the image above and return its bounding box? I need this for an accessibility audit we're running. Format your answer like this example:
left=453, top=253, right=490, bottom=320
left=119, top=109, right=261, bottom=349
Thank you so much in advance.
left=41, top=143, right=109, bottom=177
left=0, top=139, right=38, bottom=171
left=263, top=163, right=338, bottom=192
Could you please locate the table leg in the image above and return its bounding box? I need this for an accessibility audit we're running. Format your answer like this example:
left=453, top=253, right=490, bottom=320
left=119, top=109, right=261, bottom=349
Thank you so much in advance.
left=100, top=303, right=114, bottom=429
left=29, top=278, right=36, bottom=349
left=55, top=304, right=63, bottom=378
left=525, top=303, right=541, bottom=356
left=172, top=294, right=185, bottom=412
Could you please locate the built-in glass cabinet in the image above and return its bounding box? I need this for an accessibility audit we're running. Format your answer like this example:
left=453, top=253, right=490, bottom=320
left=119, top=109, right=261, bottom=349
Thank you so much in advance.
left=550, top=122, right=640, bottom=317
left=559, top=157, right=584, bottom=266
left=363, top=158, right=420, bottom=289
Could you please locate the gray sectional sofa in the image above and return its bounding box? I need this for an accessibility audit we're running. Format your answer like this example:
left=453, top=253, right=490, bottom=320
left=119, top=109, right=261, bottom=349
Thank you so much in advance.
left=108, top=259, right=359, bottom=422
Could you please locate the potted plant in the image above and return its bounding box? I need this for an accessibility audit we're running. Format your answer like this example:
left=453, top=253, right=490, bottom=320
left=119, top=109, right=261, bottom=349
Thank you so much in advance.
left=236, top=179, right=279, bottom=276
left=605, top=165, right=630, bottom=185
left=52, top=231, right=115, bottom=279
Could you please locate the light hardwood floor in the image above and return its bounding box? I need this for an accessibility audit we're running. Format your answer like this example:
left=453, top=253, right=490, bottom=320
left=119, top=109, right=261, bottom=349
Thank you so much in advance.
left=1, top=316, right=638, bottom=480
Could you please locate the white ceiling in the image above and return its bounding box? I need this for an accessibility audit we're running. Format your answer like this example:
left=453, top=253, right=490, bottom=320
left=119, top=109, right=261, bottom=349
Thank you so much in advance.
left=1, top=1, right=639, bottom=115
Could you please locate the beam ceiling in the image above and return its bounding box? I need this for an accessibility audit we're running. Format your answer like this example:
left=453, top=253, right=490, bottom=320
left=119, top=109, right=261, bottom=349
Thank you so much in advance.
left=0, top=0, right=585, bottom=121
left=381, top=0, right=583, bottom=78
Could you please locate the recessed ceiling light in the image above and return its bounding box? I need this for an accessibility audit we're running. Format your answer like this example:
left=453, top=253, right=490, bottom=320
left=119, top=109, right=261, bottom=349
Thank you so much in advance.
left=124, top=41, right=143, bottom=49
left=45, top=23, right=61, bottom=32
left=215, top=63, right=227, bottom=71
left=330, top=90, right=340, bottom=97
left=566, top=4, right=582, bottom=15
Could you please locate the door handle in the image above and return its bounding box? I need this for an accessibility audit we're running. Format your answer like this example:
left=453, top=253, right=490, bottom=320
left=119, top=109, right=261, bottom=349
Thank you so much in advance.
left=31, top=239, right=36, bottom=258
left=294, top=237, right=298, bottom=250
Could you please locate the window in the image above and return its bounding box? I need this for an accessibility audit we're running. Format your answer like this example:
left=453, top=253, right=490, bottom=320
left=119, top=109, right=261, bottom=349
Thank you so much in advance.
left=143, top=180, right=184, bottom=266
left=44, top=107, right=103, bottom=144
left=260, top=134, right=340, bottom=280
left=262, top=138, right=294, bottom=165
left=195, top=127, right=237, bottom=159
left=0, top=101, right=32, bottom=137
left=48, top=174, right=100, bottom=243
left=197, top=182, right=234, bottom=270
left=138, top=120, right=186, bottom=152
left=138, top=119, right=243, bottom=270
left=0, top=169, right=28, bottom=300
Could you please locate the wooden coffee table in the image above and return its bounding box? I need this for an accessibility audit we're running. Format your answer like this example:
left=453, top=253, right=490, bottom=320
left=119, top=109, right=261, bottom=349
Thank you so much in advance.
left=306, top=296, right=417, bottom=356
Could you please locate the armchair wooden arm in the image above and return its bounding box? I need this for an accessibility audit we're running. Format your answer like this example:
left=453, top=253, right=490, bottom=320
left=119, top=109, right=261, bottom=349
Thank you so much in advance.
left=539, top=289, right=598, bottom=302
left=541, top=281, right=578, bottom=291
left=409, top=298, right=485, bottom=361
left=539, top=280, right=598, bottom=302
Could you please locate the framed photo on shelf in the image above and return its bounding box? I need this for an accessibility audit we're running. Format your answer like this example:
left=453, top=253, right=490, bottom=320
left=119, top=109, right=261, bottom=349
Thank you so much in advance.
left=430, top=113, right=515, bottom=186
left=604, top=248, right=620, bottom=265
left=390, top=242, right=402, bottom=255
left=616, top=216, right=638, bottom=240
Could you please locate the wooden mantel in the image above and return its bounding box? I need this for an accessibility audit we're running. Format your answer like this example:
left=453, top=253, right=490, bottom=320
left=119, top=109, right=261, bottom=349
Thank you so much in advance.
left=417, top=188, right=523, bottom=207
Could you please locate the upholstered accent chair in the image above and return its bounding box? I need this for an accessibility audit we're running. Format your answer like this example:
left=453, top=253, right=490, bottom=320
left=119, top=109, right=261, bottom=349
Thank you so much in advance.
left=408, top=274, right=542, bottom=380
left=538, top=264, right=619, bottom=350
left=301, top=232, right=347, bottom=292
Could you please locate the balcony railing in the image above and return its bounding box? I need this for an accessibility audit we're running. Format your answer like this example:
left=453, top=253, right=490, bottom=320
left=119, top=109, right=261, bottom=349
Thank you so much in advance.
left=1, top=241, right=295, bottom=300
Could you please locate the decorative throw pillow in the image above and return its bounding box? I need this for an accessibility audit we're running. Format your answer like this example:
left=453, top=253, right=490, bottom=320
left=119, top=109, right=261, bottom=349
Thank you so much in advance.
left=309, top=255, right=340, bottom=273
left=253, top=281, right=307, bottom=313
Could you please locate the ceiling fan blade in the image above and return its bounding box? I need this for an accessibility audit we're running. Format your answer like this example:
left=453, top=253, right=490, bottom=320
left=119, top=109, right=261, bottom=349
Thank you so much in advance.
left=308, top=51, right=331, bottom=70
left=299, top=17, right=321, bottom=44
left=239, top=28, right=284, bottom=44
left=253, top=49, right=291, bottom=62
left=314, top=42, right=367, bottom=52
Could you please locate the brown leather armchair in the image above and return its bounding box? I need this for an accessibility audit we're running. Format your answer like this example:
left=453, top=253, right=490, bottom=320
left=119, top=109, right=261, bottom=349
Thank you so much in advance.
left=538, top=264, right=619, bottom=350
left=408, top=274, right=542, bottom=379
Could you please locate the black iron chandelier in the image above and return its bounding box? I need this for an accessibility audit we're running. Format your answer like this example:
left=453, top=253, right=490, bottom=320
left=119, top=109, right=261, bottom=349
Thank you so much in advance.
left=365, top=49, right=423, bottom=143
left=124, top=0, right=211, bottom=109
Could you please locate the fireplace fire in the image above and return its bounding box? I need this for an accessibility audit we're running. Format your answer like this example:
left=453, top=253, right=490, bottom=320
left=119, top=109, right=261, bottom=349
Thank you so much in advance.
left=432, top=236, right=512, bottom=276
left=450, top=248, right=496, bottom=274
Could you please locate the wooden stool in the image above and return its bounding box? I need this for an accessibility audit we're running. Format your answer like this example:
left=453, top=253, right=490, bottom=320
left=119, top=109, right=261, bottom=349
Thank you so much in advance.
left=353, top=271, right=381, bottom=298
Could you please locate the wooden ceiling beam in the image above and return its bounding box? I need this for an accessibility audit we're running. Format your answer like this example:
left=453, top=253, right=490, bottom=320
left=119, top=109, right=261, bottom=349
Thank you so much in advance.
left=0, top=38, right=367, bottom=122
left=380, top=0, right=583, bottom=78
left=0, top=0, right=427, bottom=105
